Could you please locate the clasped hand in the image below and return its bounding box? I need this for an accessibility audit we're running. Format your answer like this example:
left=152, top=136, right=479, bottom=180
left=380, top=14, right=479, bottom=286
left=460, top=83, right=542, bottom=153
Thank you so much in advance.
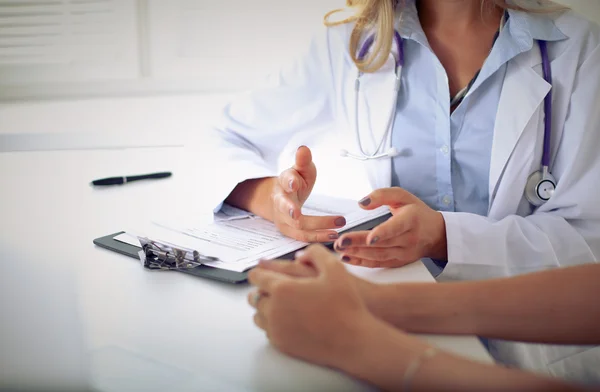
left=248, top=245, right=372, bottom=368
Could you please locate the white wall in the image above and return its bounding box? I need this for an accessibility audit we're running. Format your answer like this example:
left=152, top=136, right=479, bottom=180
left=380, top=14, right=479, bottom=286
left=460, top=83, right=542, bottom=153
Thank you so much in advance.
left=556, top=0, right=600, bottom=19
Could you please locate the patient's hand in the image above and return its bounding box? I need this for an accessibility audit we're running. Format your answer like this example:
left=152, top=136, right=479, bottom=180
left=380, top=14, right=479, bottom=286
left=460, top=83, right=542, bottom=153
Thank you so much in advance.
left=247, top=244, right=376, bottom=368
left=253, top=252, right=378, bottom=311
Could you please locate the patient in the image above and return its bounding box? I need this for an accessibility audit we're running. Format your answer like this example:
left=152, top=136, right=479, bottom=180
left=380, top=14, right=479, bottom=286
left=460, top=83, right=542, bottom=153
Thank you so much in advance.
left=247, top=245, right=599, bottom=391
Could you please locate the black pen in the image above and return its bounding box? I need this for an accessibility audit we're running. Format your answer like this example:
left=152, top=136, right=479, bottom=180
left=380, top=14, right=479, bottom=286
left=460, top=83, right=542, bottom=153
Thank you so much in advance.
left=91, top=172, right=172, bottom=186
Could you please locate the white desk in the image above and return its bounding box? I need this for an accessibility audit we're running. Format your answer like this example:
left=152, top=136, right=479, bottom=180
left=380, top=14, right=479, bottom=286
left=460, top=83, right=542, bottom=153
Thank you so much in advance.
left=0, top=147, right=492, bottom=392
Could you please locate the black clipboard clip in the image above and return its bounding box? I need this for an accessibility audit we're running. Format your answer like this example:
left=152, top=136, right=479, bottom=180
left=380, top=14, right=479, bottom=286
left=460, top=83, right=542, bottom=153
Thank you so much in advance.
left=138, top=237, right=220, bottom=271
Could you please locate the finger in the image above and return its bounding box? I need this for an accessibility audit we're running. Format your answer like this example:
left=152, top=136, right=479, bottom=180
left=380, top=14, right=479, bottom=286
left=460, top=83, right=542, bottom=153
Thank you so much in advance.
left=293, top=146, right=317, bottom=189
left=300, top=244, right=342, bottom=273
left=247, top=290, right=270, bottom=314
left=295, top=247, right=339, bottom=266
left=277, top=223, right=340, bottom=243
left=294, top=145, right=313, bottom=172
left=366, top=206, right=418, bottom=244
left=334, top=231, right=415, bottom=251
left=247, top=290, right=262, bottom=309
left=253, top=313, right=266, bottom=331
left=280, top=211, right=346, bottom=232
left=272, top=188, right=346, bottom=229
left=279, top=168, right=303, bottom=193
left=256, top=259, right=317, bottom=278
left=358, top=187, right=418, bottom=210
left=272, top=187, right=301, bottom=220
left=247, top=291, right=256, bottom=308
left=340, top=255, right=416, bottom=269
left=274, top=188, right=345, bottom=228
left=337, top=246, right=404, bottom=262
left=248, top=268, right=289, bottom=292
left=334, top=231, right=370, bottom=250
left=337, top=253, right=381, bottom=268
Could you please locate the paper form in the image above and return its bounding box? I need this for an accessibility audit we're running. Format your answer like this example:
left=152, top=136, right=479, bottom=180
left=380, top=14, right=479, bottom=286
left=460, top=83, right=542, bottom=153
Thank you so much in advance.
left=214, top=204, right=254, bottom=222
left=116, top=195, right=390, bottom=273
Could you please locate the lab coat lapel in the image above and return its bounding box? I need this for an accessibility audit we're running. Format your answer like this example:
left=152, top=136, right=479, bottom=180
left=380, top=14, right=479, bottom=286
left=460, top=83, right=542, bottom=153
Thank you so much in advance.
left=488, top=52, right=550, bottom=212
left=357, top=55, right=396, bottom=190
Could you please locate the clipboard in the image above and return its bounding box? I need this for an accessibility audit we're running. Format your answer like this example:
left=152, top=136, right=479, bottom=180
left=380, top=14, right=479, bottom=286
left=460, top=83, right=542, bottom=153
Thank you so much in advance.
left=93, top=212, right=391, bottom=284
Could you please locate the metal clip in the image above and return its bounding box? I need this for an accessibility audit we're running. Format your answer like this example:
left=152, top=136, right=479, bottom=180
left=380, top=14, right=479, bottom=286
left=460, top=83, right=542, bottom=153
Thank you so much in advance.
left=138, top=237, right=219, bottom=271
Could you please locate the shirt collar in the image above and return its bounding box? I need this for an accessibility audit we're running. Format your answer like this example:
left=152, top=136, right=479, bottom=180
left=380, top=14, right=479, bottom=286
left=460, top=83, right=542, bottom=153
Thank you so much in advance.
left=395, top=1, right=567, bottom=48
left=395, top=0, right=427, bottom=46
left=505, top=9, right=567, bottom=50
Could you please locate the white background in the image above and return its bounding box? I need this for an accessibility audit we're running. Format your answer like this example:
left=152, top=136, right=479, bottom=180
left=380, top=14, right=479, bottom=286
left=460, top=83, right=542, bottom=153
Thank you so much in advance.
left=0, top=0, right=599, bottom=150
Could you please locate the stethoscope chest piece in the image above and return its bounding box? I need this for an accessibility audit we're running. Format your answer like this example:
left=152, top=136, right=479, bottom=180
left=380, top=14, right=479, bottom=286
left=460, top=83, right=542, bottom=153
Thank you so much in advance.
left=525, top=170, right=557, bottom=207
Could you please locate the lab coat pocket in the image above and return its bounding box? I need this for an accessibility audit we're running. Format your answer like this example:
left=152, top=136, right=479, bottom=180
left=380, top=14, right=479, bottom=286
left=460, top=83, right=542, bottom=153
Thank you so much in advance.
left=546, top=345, right=600, bottom=384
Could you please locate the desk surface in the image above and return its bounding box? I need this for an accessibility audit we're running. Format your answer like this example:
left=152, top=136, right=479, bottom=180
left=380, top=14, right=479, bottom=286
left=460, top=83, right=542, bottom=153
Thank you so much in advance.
left=0, top=147, right=492, bottom=392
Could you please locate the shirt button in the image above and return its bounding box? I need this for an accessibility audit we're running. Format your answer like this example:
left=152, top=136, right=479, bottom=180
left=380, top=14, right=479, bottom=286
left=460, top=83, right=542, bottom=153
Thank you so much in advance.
left=442, top=195, right=452, bottom=206
left=440, top=145, right=450, bottom=155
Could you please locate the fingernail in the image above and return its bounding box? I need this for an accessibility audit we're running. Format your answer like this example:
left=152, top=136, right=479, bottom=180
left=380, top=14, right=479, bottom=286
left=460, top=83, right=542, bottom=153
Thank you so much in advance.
left=289, top=209, right=294, bottom=218
left=295, top=250, right=306, bottom=258
left=259, top=259, right=273, bottom=266
left=342, top=256, right=351, bottom=263
left=328, top=233, right=339, bottom=240
left=288, top=179, right=294, bottom=191
left=297, top=145, right=306, bottom=152
left=341, top=238, right=352, bottom=247
left=359, top=197, right=371, bottom=206
left=370, top=236, right=380, bottom=245
left=334, top=217, right=346, bottom=227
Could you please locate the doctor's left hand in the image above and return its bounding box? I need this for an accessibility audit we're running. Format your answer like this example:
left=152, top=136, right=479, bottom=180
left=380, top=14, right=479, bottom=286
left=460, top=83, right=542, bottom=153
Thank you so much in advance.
left=247, top=244, right=373, bottom=368
left=334, top=188, right=448, bottom=268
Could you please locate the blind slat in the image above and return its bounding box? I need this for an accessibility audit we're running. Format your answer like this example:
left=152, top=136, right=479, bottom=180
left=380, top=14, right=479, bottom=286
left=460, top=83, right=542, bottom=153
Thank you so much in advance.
left=0, top=0, right=138, bottom=81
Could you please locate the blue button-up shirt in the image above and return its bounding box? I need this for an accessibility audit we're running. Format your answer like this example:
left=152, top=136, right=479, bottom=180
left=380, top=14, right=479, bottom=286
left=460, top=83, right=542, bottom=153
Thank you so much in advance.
left=389, top=3, right=563, bottom=274
left=390, top=4, right=550, bottom=217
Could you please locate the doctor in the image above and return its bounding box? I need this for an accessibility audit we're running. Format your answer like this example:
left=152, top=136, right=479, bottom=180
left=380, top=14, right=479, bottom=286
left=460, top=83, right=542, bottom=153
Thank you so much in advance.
left=208, top=0, right=600, bottom=380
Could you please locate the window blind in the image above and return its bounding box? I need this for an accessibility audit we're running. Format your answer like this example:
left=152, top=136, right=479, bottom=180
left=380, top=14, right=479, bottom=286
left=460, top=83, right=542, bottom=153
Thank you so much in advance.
left=0, top=0, right=139, bottom=85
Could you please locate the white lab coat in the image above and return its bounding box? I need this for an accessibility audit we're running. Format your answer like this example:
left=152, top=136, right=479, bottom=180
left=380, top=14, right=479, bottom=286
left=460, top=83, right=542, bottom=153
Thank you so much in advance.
left=205, top=9, right=600, bottom=382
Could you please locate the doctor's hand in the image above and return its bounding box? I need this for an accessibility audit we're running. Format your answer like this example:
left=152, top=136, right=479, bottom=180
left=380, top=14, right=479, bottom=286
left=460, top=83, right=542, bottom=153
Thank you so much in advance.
left=270, top=146, right=346, bottom=243
left=247, top=244, right=375, bottom=368
left=334, top=188, right=448, bottom=268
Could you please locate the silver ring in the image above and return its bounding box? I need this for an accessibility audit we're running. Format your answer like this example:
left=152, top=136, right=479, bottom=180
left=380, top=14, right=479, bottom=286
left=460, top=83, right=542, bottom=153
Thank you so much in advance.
left=251, top=291, right=264, bottom=307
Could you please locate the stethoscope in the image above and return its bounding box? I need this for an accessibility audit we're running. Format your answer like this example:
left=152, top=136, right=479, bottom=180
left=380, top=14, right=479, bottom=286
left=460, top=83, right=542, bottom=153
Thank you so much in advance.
left=341, top=30, right=556, bottom=207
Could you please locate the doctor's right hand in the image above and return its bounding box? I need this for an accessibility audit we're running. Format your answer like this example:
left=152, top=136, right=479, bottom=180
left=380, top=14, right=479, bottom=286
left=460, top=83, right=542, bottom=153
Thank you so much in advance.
left=271, top=146, right=346, bottom=243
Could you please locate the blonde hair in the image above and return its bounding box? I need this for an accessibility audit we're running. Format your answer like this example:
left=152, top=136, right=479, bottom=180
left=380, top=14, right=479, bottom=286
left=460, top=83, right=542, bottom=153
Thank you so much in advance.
left=325, top=0, right=565, bottom=73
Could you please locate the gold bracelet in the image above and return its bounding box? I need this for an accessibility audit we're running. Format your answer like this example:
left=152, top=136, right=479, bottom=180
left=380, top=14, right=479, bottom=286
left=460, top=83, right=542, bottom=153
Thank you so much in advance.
left=402, top=347, right=438, bottom=391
